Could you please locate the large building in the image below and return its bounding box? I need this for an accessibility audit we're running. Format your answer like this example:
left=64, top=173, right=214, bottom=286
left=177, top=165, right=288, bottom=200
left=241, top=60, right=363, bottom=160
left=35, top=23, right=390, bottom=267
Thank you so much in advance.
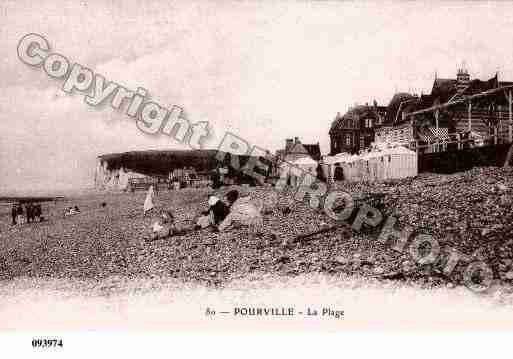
left=381, top=65, right=513, bottom=152
left=329, top=103, right=387, bottom=155
left=332, top=65, right=513, bottom=156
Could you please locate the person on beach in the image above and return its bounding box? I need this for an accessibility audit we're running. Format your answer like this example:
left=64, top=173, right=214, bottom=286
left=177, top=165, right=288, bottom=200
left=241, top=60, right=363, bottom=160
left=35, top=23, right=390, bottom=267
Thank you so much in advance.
left=147, top=210, right=194, bottom=241
left=226, top=189, right=239, bottom=207
left=217, top=190, right=263, bottom=233
left=26, top=203, right=33, bottom=223
left=143, top=185, right=155, bottom=216
left=64, top=206, right=76, bottom=217
left=148, top=210, right=174, bottom=241
left=195, top=195, right=230, bottom=230
left=11, top=203, right=17, bottom=225
left=16, top=204, right=24, bottom=225
left=34, top=203, right=42, bottom=222
left=211, top=168, right=222, bottom=189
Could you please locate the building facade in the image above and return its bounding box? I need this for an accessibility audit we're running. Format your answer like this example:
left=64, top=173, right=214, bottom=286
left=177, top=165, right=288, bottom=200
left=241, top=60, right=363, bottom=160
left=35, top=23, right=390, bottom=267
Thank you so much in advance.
left=276, top=137, right=321, bottom=162
left=359, top=65, right=513, bottom=153
left=329, top=103, right=387, bottom=155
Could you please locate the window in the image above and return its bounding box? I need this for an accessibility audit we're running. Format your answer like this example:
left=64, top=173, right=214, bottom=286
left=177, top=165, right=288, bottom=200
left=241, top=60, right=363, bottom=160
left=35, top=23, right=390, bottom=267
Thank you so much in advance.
left=346, top=134, right=351, bottom=146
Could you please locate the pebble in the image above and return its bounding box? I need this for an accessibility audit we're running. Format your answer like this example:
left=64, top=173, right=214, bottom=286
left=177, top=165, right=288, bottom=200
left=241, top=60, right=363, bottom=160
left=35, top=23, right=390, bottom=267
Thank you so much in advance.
left=2, top=167, right=513, bottom=288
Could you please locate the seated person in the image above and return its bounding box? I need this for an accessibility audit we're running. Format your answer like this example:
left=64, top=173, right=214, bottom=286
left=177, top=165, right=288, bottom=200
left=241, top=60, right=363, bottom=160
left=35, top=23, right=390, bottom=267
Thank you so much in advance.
left=226, top=189, right=239, bottom=207
left=64, top=207, right=72, bottom=217
left=195, top=195, right=230, bottom=229
left=149, top=210, right=175, bottom=241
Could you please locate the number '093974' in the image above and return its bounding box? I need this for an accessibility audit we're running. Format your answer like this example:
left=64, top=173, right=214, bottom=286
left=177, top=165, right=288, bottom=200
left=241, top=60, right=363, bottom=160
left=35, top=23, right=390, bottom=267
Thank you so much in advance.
left=31, top=338, right=63, bottom=348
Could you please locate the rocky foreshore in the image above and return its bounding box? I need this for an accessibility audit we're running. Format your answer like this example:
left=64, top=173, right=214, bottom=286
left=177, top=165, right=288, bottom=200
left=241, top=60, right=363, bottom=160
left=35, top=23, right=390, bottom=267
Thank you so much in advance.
left=0, top=167, right=512, bottom=292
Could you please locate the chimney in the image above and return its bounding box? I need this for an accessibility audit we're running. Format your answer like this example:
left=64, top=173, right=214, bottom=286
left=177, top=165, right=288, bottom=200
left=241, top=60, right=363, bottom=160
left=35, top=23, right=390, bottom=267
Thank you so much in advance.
left=294, top=137, right=300, bottom=144
left=456, top=62, right=470, bottom=92
left=285, top=138, right=293, bottom=152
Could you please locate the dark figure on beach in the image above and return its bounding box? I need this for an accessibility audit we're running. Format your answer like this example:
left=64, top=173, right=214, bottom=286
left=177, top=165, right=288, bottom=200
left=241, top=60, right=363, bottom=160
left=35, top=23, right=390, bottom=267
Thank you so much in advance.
left=11, top=204, right=17, bottom=225
left=208, top=197, right=231, bottom=225
left=34, top=204, right=42, bottom=222
left=226, top=189, right=239, bottom=207
left=211, top=169, right=222, bottom=189
left=194, top=195, right=230, bottom=230
left=26, top=203, right=30, bottom=223
left=26, top=203, right=34, bottom=223
left=16, top=204, right=24, bottom=224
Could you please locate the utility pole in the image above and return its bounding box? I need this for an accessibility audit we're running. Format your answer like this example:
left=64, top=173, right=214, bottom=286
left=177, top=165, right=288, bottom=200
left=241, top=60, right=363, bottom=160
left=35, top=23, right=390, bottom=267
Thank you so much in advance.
left=468, top=102, right=472, bottom=132
left=509, top=90, right=512, bottom=143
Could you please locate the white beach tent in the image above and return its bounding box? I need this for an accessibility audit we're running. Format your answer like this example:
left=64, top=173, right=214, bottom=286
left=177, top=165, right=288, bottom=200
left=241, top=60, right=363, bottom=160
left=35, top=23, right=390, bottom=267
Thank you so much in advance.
left=382, top=145, right=418, bottom=179
left=278, top=156, right=318, bottom=187
left=293, top=156, right=318, bottom=186
left=323, top=144, right=417, bottom=182
left=321, top=153, right=359, bottom=182
left=357, top=145, right=417, bottom=181
left=118, top=167, right=130, bottom=191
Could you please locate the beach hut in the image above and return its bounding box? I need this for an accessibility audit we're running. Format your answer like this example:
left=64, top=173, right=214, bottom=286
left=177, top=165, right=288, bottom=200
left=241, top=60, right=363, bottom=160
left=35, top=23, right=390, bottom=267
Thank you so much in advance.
left=359, top=145, right=417, bottom=181
left=293, top=156, right=318, bottom=186
left=279, top=156, right=318, bottom=187
left=324, top=144, right=417, bottom=182
left=321, top=153, right=359, bottom=182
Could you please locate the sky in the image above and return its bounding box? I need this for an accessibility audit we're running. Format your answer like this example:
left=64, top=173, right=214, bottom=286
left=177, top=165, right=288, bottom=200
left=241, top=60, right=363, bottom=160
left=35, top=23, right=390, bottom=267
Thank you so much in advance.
left=1, top=0, right=513, bottom=193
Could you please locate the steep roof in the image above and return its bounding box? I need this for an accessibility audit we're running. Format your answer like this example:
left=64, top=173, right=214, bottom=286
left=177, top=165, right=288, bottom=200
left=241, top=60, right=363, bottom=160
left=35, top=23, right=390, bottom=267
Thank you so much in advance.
left=303, top=143, right=321, bottom=161
left=287, top=142, right=309, bottom=155
left=430, top=75, right=502, bottom=104
left=385, top=93, right=416, bottom=124
left=461, top=75, right=499, bottom=96
left=431, top=79, right=458, bottom=103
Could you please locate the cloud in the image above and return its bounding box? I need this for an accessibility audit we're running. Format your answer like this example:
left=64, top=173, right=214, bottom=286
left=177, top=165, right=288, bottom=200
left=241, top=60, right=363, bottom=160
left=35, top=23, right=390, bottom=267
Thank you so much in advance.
left=2, top=1, right=513, bottom=193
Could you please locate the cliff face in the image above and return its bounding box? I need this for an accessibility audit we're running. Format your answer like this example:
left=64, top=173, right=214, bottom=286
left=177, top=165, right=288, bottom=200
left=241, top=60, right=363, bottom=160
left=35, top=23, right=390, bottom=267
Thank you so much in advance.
left=94, top=160, right=109, bottom=190
left=94, top=159, right=144, bottom=191
left=94, top=149, right=272, bottom=191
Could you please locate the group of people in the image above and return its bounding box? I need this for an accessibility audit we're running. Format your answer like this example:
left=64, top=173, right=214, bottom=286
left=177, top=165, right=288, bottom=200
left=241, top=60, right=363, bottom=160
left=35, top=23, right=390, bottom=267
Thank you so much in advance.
left=148, top=189, right=263, bottom=241
left=11, top=202, right=43, bottom=225
left=198, top=189, right=263, bottom=232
